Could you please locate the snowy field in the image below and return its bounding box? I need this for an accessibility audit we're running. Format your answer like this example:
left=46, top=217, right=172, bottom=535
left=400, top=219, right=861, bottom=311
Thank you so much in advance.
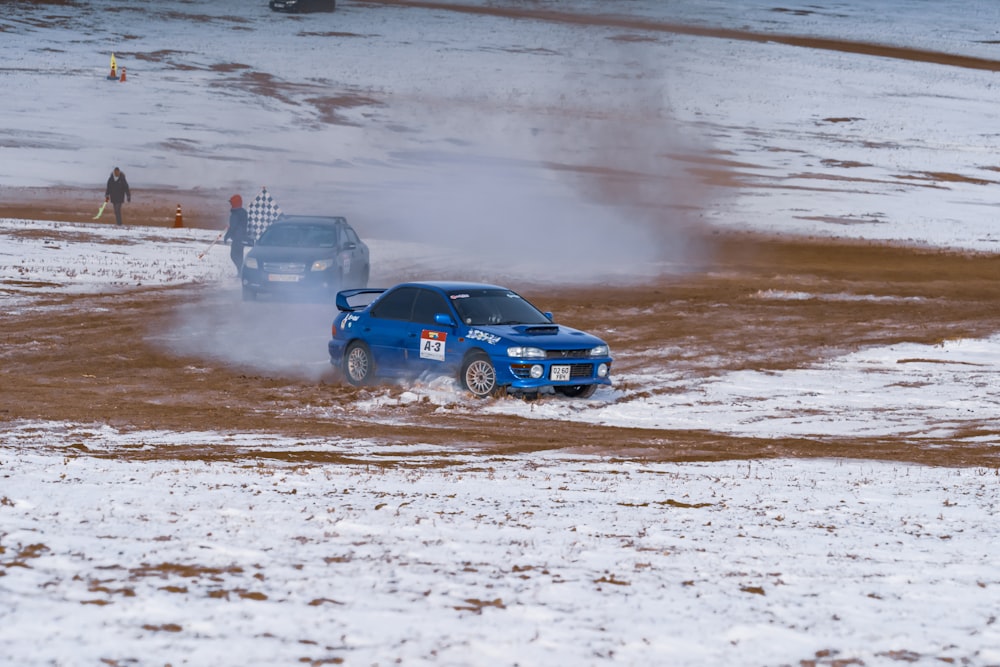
left=2, top=432, right=997, bottom=666
left=2, top=1, right=1000, bottom=665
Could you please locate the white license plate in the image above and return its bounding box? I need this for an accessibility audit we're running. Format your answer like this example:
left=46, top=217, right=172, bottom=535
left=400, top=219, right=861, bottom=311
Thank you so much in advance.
left=550, top=365, right=571, bottom=381
left=268, top=274, right=300, bottom=282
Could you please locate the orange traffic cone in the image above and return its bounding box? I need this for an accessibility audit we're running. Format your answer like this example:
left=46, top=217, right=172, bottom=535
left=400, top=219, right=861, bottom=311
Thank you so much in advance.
left=119, top=67, right=126, bottom=83
left=173, top=204, right=183, bottom=228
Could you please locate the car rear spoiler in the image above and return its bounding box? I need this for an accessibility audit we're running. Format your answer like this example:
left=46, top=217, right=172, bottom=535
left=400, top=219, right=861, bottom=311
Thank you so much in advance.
left=335, top=288, right=385, bottom=312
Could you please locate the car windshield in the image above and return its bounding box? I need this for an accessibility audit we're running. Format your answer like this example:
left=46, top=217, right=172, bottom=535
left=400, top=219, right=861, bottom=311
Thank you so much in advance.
left=258, top=224, right=338, bottom=248
left=448, top=288, right=551, bottom=326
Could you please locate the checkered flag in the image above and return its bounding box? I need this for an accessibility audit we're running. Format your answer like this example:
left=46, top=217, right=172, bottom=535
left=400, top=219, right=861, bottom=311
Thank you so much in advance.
left=246, top=186, right=282, bottom=243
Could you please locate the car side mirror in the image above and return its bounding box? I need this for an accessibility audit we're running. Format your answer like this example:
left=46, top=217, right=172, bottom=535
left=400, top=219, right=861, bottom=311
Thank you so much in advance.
left=434, top=313, right=456, bottom=327
left=544, top=311, right=553, bottom=322
left=342, top=241, right=356, bottom=251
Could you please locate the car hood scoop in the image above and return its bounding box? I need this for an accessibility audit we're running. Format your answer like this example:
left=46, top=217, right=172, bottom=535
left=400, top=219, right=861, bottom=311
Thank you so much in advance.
left=516, top=325, right=560, bottom=335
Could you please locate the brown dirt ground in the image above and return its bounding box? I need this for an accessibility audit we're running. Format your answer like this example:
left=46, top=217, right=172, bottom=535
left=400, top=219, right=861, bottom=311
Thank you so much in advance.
left=3, top=190, right=1000, bottom=468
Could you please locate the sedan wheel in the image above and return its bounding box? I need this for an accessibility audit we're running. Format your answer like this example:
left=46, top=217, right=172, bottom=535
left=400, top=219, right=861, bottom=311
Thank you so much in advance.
left=345, top=341, right=374, bottom=386
left=462, top=354, right=499, bottom=398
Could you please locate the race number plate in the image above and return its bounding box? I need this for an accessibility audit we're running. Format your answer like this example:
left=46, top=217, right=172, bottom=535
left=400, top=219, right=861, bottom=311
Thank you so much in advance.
left=550, top=365, right=571, bottom=381
left=268, top=274, right=300, bottom=282
left=420, top=330, right=447, bottom=361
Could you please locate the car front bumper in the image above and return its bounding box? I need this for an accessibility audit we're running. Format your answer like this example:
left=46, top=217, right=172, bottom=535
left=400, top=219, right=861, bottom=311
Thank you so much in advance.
left=243, top=266, right=340, bottom=300
left=499, top=357, right=613, bottom=390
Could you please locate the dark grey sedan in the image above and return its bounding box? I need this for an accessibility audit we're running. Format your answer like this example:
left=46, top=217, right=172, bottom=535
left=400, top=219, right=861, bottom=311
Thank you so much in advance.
left=241, top=215, right=369, bottom=302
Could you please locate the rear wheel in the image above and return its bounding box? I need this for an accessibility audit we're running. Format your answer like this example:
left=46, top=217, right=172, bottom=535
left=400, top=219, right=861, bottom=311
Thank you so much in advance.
left=554, top=384, right=598, bottom=398
left=462, top=353, right=501, bottom=398
left=344, top=341, right=374, bottom=386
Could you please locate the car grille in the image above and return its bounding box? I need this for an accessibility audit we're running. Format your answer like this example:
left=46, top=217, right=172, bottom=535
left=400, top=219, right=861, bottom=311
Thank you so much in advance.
left=262, top=261, right=306, bottom=274
left=544, top=349, right=591, bottom=360
left=510, top=362, right=594, bottom=379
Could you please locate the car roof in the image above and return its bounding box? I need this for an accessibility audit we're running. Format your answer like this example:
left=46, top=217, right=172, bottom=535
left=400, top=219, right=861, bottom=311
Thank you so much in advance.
left=272, top=215, right=347, bottom=226
left=393, top=281, right=509, bottom=292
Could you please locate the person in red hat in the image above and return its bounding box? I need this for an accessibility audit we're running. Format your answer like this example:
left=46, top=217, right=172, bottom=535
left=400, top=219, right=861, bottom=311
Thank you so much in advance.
left=223, top=194, right=249, bottom=274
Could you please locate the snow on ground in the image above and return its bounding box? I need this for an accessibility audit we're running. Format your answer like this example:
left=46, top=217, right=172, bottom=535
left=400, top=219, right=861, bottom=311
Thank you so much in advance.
left=2, top=425, right=999, bottom=666
left=3, top=1, right=1000, bottom=664
left=4, top=208, right=1000, bottom=667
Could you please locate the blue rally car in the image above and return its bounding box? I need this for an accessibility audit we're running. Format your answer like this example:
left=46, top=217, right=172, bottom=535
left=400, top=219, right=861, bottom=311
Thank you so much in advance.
left=328, top=281, right=613, bottom=398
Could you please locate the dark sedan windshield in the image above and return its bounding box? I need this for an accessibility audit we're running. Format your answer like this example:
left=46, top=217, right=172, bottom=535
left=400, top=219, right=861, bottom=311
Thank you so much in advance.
left=258, top=224, right=338, bottom=248
left=448, top=289, right=551, bottom=326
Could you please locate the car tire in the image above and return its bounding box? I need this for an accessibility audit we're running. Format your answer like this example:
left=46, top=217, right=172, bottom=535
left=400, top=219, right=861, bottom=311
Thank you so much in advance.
left=554, top=384, right=598, bottom=399
left=344, top=341, right=374, bottom=386
left=242, top=285, right=256, bottom=302
left=461, top=352, right=502, bottom=398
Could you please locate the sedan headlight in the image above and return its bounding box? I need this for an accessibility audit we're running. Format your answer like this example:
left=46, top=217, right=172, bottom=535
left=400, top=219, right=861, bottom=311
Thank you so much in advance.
left=244, top=257, right=258, bottom=269
left=589, top=344, right=610, bottom=357
left=311, top=259, right=335, bottom=271
left=507, top=346, right=546, bottom=359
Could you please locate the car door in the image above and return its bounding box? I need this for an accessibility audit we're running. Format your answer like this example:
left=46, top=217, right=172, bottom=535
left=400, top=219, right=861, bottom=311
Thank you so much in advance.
left=402, top=287, right=456, bottom=375
left=365, top=287, right=418, bottom=374
left=338, top=224, right=366, bottom=284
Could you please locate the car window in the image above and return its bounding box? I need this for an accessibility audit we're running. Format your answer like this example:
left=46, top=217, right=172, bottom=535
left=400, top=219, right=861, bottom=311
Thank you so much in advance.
left=257, top=225, right=301, bottom=247
left=310, top=227, right=337, bottom=247
left=258, top=224, right=337, bottom=248
left=448, top=289, right=550, bottom=325
left=344, top=227, right=361, bottom=245
left=370, top=287, right=418, bottom=321
left=411, top=288, right=450, bottom=325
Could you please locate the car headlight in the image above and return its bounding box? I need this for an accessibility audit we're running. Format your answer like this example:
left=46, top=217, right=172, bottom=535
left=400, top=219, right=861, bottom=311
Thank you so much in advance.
left=507, top=346, right=546, bottom=359
left=244, top=257, right=258, bottom=269
left=589, top=344, right=610, bottom=357
left=311, top=259, right=335, bottom=271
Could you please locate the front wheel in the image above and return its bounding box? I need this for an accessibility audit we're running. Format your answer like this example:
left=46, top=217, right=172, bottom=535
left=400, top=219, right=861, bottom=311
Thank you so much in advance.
left=554, top=384, right=598, bottom=399
left=242, top=285, right=256, bottom=302
left=344, top=341, right=374, bottom=386
left=461, top=353, right=502, bottom=398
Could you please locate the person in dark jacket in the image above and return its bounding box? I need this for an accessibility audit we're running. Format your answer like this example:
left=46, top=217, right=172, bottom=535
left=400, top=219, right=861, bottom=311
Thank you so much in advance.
left=104, top=167, right=131, bottom=226
left=224, top=194, right=250, bottom=273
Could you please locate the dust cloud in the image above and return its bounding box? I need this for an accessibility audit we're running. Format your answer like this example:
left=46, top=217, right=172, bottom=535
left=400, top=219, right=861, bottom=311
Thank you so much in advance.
left=160, top=287, right=337, bottom=382
left=161, top=20, right=731, bottom=372
left=357, top=40, right=724, bottom=283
